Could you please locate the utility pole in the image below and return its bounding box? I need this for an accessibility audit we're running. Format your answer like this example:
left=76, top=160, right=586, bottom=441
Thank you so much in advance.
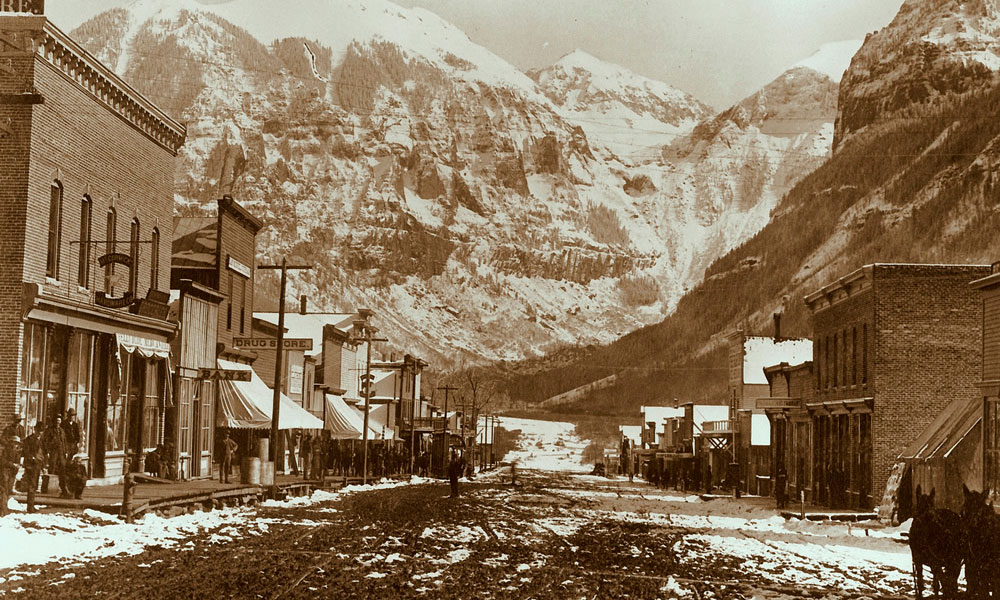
left=437, top=385, right=458, bottom=476
left=354, top=320, right=387, bottom=486
left=409, top=358, right=418, bottom=476
left=258, top=258, right=312, bottom=472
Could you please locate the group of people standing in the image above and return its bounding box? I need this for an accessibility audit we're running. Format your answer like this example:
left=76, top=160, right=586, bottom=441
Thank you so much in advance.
left=0, top=409, right=89, bottom=515
left=287, top=432, right=416, bottom=481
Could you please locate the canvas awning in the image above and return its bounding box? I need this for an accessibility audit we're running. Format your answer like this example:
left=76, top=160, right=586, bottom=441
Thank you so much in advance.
left=900, top=396, right=981, bottom=462
left=216, top=359, right=323, bottom=430
left=324, top=394, right=364, bottom=439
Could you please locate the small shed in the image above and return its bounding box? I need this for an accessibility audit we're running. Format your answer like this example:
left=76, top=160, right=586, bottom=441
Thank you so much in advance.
left=899, top=396, right=982, bottom=514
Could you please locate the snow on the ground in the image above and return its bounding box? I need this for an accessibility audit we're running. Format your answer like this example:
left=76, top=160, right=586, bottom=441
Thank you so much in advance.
left=498, top=416, right=589, bottom=472
left=0, top=476, right=427, bottom=573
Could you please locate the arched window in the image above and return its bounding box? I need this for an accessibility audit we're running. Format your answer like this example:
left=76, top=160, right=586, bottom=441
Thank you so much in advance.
left=78, top=196, right=92, bottom=288
left=129, top=218, right=139, bottom=296
left=105, top=208, right=116, bottom=295
left=150, top=227, right=159, bottom=292
left=46, top=182, right=63, bottom=279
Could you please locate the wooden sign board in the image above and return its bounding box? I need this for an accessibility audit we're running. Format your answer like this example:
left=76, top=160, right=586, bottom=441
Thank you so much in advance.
left=198, top=368, right=252, bottom=382
left=233, top=337, right=313, bottom=351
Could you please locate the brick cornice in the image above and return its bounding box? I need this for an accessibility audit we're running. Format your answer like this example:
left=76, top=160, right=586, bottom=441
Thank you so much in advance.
left=0, top=15, right=186, bottom=155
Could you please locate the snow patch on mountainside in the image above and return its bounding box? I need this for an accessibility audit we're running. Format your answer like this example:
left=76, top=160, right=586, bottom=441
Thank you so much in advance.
left=792, top=40, right=863, bottom=83
left=530, top=49, right=710, bottom=163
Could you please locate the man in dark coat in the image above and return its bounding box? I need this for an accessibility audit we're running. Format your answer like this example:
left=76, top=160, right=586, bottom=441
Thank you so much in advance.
left=300, top=433, right=312, bottom=480
left=62, top=408, right=82, bottom=461
left=21, top=430, right=44, bottom=513
left=42, top=414, right=69, bottom=497
left=448, top=451, right=462, bottom=498
left=0, top=434, right=19, bottom=516
left=220, top=431, right=238, bottom=484
left=65, top=456, right=88, bottom=499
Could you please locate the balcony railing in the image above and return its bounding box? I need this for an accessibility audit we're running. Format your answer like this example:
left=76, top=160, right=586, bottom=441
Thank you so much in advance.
left=702, top=420, right=735, bottom=435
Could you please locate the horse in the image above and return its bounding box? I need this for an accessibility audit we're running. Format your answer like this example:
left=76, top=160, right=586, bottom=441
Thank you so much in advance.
left=961, top=484, right=1000, bottom=598
left=909, top=485, right=963, bottom=599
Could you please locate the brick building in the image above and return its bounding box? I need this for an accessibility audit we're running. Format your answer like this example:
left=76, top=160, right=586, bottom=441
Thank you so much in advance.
left=1, top=7, right=185, bottom=481
left=804, top=263, right=989, bottom=511
left=973, top=264, right=1000, bottom=498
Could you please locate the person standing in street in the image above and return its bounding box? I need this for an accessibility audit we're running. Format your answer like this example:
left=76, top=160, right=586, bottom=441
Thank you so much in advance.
left=42, top=414, right=69, bottom=498
left=448, top=450, right=462, bottom=498
left=220, top=431, right=238, bottom=484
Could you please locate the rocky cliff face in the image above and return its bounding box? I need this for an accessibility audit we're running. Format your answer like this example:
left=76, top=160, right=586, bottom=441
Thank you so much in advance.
left=70, top=0, right=852, bottom=368
left=836, top=0, right=1000, bottom=148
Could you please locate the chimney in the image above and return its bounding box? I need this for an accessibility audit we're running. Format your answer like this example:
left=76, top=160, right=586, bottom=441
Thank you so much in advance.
left=773, top=312, right=782, bottom=340
left=300, top=295, right=308, bottom=315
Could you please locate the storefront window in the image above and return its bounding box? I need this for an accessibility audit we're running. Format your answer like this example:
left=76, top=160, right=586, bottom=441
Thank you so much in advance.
left=179, top=378, right=191, bottom=455
left=108, top=353, right=129, bottom=452
left=143, top=359, right=163, bottom=449
left=200, top=382, right=213, bottom=457
left=66, top=330, right=94, bottom=454
left=19, top=323, right=47, bottom=435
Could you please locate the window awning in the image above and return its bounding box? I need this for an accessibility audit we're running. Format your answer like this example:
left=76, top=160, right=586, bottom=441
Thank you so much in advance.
left=324, top=394, right=364, bottom=439
left=117, top=333, right=170, bottom=359
left=216, top=359, right=323, bottom=430
left=900, top=396, right=982, bottom=462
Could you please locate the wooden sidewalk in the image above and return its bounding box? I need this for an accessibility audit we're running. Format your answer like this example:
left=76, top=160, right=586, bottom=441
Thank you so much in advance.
left=12, top=472, right=388, bottom=518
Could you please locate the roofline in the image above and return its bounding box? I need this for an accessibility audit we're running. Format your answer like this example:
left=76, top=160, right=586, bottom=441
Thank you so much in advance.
left=9, top=16, right=187, bottom=153
left=219, top=196, right=263, bottom=233
left=805, top=263, right=992, bottom=307
left=971, top=270, right=1000, bottom=290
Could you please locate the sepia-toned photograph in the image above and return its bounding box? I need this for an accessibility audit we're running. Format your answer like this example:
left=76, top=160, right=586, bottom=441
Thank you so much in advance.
left=1, top=0, right=998, bottom=597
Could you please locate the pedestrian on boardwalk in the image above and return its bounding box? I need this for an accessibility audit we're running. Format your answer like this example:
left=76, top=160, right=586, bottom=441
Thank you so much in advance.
left=66, top=456, right=88, bottom=500
left=42, top=414, right=69, bottom=497
left=62, top=408, right=82, bottom=462
left=288, top=430, right=300, bottom=476
left=220, top=431, right=237, bottom=484
left=775, top=465, right=788, bottom=509
left=21, top=430, right=43, bottom=513
left=300, top=433, right=312, bottom=480
left=0, top=434, right=20, bottom=516
left=312, top=435, right=326, bottom=484
left=704, top=465, right=713, bottom=494
left=2, top=416, right=24, bottom=441
left=448, top=450, right=462, bottom=498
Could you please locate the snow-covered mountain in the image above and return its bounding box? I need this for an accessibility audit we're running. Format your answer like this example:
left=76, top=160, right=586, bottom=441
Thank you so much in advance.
left=529, top=49, right=710, bottom=163
left=66, top=0, right=855, bottom=368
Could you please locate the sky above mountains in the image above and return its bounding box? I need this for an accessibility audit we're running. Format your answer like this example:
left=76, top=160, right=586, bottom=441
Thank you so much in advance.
left=47, top=0, right=904, bottom=109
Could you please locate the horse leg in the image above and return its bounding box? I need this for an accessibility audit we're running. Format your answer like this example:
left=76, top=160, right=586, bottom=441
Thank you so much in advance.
left=914, top=561, right=924, bottom=600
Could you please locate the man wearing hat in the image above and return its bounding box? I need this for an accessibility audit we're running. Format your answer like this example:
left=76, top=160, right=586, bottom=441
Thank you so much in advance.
left=62, top=408, right=82, bottom=463
left=0, top=433, right=20, bottom=516
left=2, top=416, right=24, bottom=441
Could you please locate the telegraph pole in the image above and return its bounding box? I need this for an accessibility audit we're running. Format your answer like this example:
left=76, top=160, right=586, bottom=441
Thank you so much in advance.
left=355, top=320, right=387, bottom=486
left=437, top=385, right=458, bottom=476
left=258, top=258, right=312, bottom=470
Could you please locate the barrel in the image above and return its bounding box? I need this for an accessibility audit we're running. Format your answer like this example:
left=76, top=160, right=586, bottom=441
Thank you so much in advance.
left=260, top=460, right=275, bottom=486
left=257, top=438, right=269, bottom=461
left=247, top=457, right=262, bottom=485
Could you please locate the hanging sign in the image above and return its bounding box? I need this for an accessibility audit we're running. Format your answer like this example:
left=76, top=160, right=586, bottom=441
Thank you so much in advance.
left=233, top=337, right=313, bottom=351
left=198, top=368, right=252, bottom=382
left=95, top=252, right=135, bottom=309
